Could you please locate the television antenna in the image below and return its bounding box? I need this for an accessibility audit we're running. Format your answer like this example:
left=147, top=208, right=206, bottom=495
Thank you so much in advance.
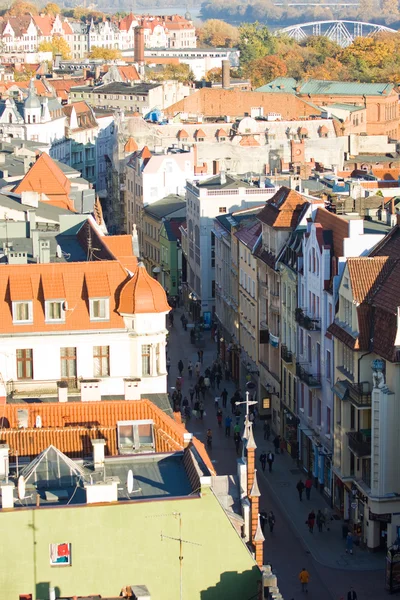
left=148, top=512, right=201, bottom=600
left=126, top=469, right=141, bottom=496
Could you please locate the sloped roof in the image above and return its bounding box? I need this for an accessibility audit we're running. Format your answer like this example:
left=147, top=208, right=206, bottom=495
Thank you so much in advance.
left=347, top=256, right=395, bottom=305
left=21, top=444, right=89, bottom=485
left=298, top=79, right=394, bottom=97
left=235, top=221, right=261, bottom=248
left=13, top=153, right=75, bottom=212
left=239, top=135, right=260, bottom=147
left=314, top=208, right=350, bottom=257
left=118, top=263, right=170, bottom=314
left=257, top=187, right=309, bottom=229
left=124, top=137, right=138, bottom=153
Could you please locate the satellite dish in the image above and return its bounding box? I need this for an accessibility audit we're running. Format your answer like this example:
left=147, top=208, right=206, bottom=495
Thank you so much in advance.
left=127, top=469, right=134, bottom=494
left=18, top=475, right=25, bottom=500
left=35, top=415, right=42, bottom=429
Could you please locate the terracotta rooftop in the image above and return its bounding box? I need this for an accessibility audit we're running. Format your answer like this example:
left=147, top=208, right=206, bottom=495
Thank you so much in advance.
left=0, top=398, right=215, bottom=474
left=124, top=137, right=138, bottom=153
left=347, top=256, right=395, bottom=305
left=257, top=186, right=309, bottom=229
left=216, top=128, right=228, bottom=137
left=13, top=153, right=75, bottom=212
left=195, top=128, right=206, bottom=139
left=239, top=135, right=260, bottom=147
left=177, top=129, right=189, bottom=139
left=118, top=263, right=170, bottom=314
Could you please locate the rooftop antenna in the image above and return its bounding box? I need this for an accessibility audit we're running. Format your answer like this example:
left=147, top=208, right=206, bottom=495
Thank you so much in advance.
left=126, top=468, right=141, bottom=495
left=148, top=512, right=201, bottom=600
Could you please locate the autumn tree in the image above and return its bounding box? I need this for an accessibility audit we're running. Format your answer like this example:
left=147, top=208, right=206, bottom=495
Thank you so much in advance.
left=246, top=55, right=287, bottom=88
left=162, top=63, right=194, bottom=83
left=89, top=46, right=122, bottom=60
left=38, top=36, right=71, bottom=59
left=7, top=0, right=38, bottom=15
left=198, top=19, right=239, bottom=47
left=13, top=67, right=37, bottom=81
left=205, top=67, right=222, bottom=82
left=381, top=0, right=400, bottom=23
left=44, top=2, right=60, bottom=15
left=238, top=22, right=276, bottom=68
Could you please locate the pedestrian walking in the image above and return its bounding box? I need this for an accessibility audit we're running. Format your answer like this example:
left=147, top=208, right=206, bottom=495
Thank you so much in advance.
left=176, top=377, right=182, bottom=392
left=188, top=361, right=193, bottom=379
left=267, top=451, right=274, bottom=473
left=214, top=395, right=220, bottom=410
left=194, top=383, right=200, bottom=400
left=216, top=408, right=223, bottom=428
left=180, top=313, right=186, bottom=329
left=230, top=396, right=236, bottom=414
left=195, top=361, right=201, bottom=378
left=200, top=385, right=206, bottom=401
left=206, top=428, right=212, bottom=450
left=260, top=510, right=267, bottom=534
left=204, top=376, right=210, bottom=391
left=263, top=421, right=271, bottom=441
left=268, top=511, right=275, bottom=533
left=199, top=401, right=205, bottom=420
left=189, top=385, right=195, bottom=404
left=234, top=431, right=241, bottom=455
left=166, top=357, right=171, bottom=374
left=259, top=451, right=267, bottom=472
left=216, top=372, right=222, bottom=389
left=307, top=510, right=315, bottom=533
left=178, top=360, right=184, bottom=376
left=168, top=311, right=174, bottom=327
left=193, top=400, right=199, bottom=418
left=273, top=435, right=280, bottom=454
left=347, top=587, right=357, bottom=600
left=210, top=371, right=215, bottom=389
left=316, top=509, right=325, bottom=533
left=297, top=479, right=305, bottom=501
left=199, top=350, right=204, bottom=363
left=221, top=388, right=228, bottom=408
left=298, top=568, right=310, bottom=593
left=225, top=415, right=232, bottom=437
left=345, top=531, right=354, bottom=555
left=305, top=476, right=313, bottom=500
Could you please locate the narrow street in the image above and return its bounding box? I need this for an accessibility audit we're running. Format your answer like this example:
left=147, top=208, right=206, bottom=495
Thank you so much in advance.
left=166, top=308, right=386, bottom=600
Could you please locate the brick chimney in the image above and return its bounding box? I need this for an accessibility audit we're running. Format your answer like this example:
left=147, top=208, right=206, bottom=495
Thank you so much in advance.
left=134, top=26, right=145, bottom=67
left=222, top=59, right=230, bottom=89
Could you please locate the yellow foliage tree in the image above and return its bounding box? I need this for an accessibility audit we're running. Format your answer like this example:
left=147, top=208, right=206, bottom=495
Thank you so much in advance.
left=198, top=19, right=239, bottom=47
left=7, top=0, right=38, bottom=15
left=44, top=2, right=60, bottom=15
left=89, top=46, right=122, bottom=60
left=38, top=36, right=71, bottom=59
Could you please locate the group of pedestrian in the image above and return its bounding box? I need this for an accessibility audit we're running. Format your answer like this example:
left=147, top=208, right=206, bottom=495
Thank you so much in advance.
left=259, top=450, right=275, bottom=473
left=296, top=475, right=314, bottom=502
left=260, top=510, right=276, bottom=534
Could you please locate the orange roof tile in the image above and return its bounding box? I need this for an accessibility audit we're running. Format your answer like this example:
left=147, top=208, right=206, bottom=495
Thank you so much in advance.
left=9, top=274, right=33, bottom=301
left=239, top=135, right=260, bottom=147
left=257, top=186, right=309, bottom=229
left=124, top=137, right=138, bottom=153
left=216, top=128, right=228, bottom=137
left=177, top=129, right=189, bottom=139
left=346, top=256, right=395, bottom=304
left=85, top=271, right=110, bottom=298
left=195, top=128, right=206, bottom=139
left=13, top=153, right=75, bottom=212
left=41, top=272, right=65, bottom=299
left=118, top=263, right=170, bottom=314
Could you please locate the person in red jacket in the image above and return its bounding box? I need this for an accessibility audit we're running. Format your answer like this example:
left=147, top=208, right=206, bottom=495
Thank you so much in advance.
left=305, top=476, right=313, bottom=500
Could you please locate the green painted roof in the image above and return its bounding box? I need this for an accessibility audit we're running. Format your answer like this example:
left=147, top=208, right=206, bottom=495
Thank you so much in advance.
left=256, top=77, right=297, bottom=93
left=258, top=78, right=395, bottom=97
left=298, top=80, right=394, bottom=96
left=325, top=103, right=365, bottom=113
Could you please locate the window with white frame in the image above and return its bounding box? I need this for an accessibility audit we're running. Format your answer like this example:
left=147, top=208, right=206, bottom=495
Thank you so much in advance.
left=342, top=344, right=354, bottom=375
left=93, top=346, right=110, bottom=377
left=12, top=301, right=33, bottom=323
left=343, top=298, right=352, bottom=327
left=117, top=420, right=155, bottom=452
left=89, top=298, right=109, bottom=321
left=45, top=300, right=64, bottom=322
left=141, top=344, right=151, bottom=376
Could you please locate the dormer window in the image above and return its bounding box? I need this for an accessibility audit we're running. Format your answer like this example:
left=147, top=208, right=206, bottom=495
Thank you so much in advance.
left=89, top=298, right=109, bottom=321
left=45, top=300, right=65, bottom=322
left=13, top=301, right=33, bottom=323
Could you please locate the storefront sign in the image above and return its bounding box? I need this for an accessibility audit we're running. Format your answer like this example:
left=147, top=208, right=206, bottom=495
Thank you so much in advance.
left=369, top=509, right=392, bottom=523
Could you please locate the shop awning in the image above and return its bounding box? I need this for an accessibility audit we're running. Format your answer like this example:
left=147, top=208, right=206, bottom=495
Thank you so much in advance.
left=332, top=380, right=350, bottom=401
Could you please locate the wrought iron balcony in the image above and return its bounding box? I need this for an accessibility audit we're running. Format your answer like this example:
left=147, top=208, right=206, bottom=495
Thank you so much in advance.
left=295, top=308, right=321, bottom=331
left=348, top=382, right=371, bottom=408
left=296, top=363, right=321, bottom=388
left=281, top=345, right=293, bottom=364
left=347, top=429, right=372, bottom=458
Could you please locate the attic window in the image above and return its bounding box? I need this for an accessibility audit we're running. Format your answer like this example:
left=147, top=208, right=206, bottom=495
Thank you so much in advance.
left=45, top=300, right=65, bottom=322
left=117, top=420, right=155, bottom=453
left=89, top=298, right=109, bottom=321
left=12, top=301, right=33, bottom=323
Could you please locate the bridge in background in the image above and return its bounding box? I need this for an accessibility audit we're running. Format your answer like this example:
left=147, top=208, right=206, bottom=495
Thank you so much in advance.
left=278, top=20, right=396, bottom=47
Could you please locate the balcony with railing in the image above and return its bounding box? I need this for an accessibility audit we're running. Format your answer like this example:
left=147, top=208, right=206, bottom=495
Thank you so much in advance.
left=347, top=429, right=372, bottom=458
left=295, top=308, right=321, bottom=331
left=281, top=345, right=293, bottom=364
left=348, top=382, right=371, bottom=408
left=296, top=363, right=321, bottom=388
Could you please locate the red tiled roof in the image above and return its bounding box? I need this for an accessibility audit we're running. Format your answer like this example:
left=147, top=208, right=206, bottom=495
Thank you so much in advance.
left=177, top=129, right=189, bottom=139
left=9, top=274, right=33, bottom=301
left=257, top=187, right=309, bottom=229
left=239, top=135, right=260, bottom=147
left=13, top=153, right=75, bottom=212
left=216, top=128, right=228, bottom=137
left=124, top=137, right=138, bottom=153
left=118, top=264, right=170, bottom=314
left=195, top=128, right=206, bottom=139
left=85, top=271, right=110, bottom=297
left=347, top=256, right=395, bottom=305
left=41, top=272, right=66, bottom=300
left=327, top=321, right=360, bottom=349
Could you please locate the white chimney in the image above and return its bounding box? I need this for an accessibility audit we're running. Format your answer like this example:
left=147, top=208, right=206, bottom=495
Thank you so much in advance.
left=220, top=170, right=226, bottom=185
left=57, top=381, right=68, bottom=403
left=92, top=439, right=106, bottom=469
left=85, top=477, right=119, bottom=504
left=81, top=379, right=101, bottom=402
left=1, top=482, right=14, bottom=508
left=0, top=444, right=9, bottom=479
left=124, top=378, right=141, bottom=400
